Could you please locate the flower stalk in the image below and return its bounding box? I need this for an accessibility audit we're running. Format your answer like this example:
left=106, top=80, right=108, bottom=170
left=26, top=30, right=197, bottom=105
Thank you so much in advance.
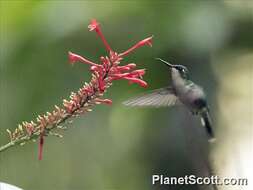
left=0, top=19, right=152, bottom=159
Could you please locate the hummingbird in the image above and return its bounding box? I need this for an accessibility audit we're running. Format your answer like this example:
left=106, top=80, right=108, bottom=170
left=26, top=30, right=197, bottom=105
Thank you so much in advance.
left=123, top=58, right=215, bottom=141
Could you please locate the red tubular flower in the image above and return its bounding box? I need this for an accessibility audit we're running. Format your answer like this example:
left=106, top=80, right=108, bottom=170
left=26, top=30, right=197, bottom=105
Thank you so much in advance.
left=88, top=19, right=112, bottom=52
left=115, top=66, right=130, bottom=72
left=119, top=36, right=153, bottom=57
left=95, top=98, right=112, bottom=105
left=110, top=73, right=131, bottom=78
left=130, top=69, right=146, bottom=76
left=115, top=63, right=136, bottom=72
left=110, top=69, right=145, bottom=82
left=122, top=63, right=137, bottom=69
left=124, top=77, right=148, bottom=88
left=88, top=19, right=100, bottom=31
left=68, top=51, right=99, bottom=67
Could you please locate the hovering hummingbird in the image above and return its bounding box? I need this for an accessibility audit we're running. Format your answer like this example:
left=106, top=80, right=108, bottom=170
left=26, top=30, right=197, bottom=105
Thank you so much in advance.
left=123, top=58, right=215, bottom=141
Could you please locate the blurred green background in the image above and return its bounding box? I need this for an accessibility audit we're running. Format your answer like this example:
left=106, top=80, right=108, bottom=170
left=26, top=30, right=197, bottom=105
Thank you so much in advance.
left=0, top=1, right=252, bottom=190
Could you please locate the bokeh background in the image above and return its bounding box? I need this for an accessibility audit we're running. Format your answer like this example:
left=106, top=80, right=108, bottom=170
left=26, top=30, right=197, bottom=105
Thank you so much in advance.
left=0, top=1, right=252, bottom=190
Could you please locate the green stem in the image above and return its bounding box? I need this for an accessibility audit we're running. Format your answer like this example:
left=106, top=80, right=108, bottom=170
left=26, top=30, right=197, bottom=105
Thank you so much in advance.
left=0, top=134, right=38, bottom=152
left=0, top=90, right=96, bottom=154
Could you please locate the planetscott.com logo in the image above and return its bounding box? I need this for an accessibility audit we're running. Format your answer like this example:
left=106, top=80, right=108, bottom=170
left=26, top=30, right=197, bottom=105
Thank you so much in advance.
left=152, top=175, right=248, bottom=186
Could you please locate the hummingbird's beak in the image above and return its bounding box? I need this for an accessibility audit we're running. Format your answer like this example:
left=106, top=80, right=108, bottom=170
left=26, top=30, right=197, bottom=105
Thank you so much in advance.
left=155, top=58, right=174, bottom=68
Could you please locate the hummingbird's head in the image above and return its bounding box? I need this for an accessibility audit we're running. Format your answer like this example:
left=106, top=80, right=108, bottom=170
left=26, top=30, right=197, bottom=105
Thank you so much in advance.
left=156, top=58, right=189, bottom=79
left=173, top=65, right=189, bottom=78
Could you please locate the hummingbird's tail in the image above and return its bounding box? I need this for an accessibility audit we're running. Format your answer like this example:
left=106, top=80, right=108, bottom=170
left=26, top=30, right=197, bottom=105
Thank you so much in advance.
left=200, top=111, right=215, bottom=142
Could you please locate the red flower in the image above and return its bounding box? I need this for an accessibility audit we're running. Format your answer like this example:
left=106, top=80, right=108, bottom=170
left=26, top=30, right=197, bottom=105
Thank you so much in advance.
left=119, top=36, right=153, bottom=57
left=88, top=19, right=112, bottom=52
left=51, top=19, right=153, bottom=159
left=95, top=98, right=113, bottom=105
left=68, top=51, right=99, bottom=66
left=88, top=19, right=100, bottom=32
left=124, top=77, right=148, bottom=88
left=5, top=19, right=152, bottom=161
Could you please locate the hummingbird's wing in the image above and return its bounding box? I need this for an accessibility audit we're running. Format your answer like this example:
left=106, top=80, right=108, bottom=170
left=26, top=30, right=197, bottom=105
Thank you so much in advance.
left=123, top=87, right=181, bottom=107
